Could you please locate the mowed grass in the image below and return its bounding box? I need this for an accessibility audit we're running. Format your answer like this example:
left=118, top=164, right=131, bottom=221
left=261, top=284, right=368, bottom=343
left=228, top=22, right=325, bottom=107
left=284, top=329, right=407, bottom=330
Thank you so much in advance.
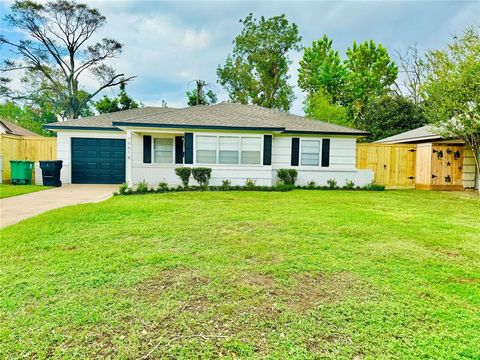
left=0, top=184, right=51, bottom=199
left=0, top=191, right=479, bottom=359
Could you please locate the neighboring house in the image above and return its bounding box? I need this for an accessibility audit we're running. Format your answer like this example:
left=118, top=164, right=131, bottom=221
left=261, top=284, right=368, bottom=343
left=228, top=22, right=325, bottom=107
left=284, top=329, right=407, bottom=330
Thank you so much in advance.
left=44, top=103, right=373, bottom=187
left=377, top=125, right=478, bottom=190
left=0, top=119, right=41, bottom=137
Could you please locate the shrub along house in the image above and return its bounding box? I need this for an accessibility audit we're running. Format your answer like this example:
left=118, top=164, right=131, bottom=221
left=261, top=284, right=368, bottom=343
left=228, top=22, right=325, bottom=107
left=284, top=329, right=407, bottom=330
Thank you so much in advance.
left=44, top=103, right=373, bottom=187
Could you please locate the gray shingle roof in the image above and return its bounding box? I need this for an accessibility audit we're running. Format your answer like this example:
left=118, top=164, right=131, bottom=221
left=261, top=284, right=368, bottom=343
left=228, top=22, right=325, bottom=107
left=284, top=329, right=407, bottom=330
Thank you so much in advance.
left=44, top=107, right=178, bottom=130
left=375, top=125, right=442, bottom=144
left=45, top=103, right=368, bottom=135
left=0, top=119, right=42, bottom=137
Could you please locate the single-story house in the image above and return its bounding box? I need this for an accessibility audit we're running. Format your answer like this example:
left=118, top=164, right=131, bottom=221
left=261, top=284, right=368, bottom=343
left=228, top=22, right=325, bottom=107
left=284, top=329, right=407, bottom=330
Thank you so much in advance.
left=0, top=119, right=41, bottom=137
left=44, top=103, right=373, bottom=187
left=377, top=125, right=479, bottom=190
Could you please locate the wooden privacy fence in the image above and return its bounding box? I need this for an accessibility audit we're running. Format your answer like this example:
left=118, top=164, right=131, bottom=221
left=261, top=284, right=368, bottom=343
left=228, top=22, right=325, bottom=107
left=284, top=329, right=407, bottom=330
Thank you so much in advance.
left=0, top=134, right=57, bottom=183
left=356, top=143, right=417, bottom=189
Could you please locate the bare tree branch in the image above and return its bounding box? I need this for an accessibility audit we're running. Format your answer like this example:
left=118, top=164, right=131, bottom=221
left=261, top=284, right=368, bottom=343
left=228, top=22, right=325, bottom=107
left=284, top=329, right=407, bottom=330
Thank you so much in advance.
left=1, top=0, right=134, bottom=119
left=394, top=44, right=427, bottom=104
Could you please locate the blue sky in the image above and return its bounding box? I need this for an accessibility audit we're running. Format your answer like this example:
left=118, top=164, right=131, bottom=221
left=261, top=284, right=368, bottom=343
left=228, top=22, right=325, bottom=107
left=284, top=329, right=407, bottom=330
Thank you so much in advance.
left=1, top=0, right=479, bottom=115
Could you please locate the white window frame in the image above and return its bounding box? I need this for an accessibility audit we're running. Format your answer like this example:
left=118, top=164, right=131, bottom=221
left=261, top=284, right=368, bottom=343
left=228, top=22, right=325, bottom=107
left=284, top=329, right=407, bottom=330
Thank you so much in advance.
left=193, top=133, right=264, bottom=166
left=300, top=139, right=322, bottom=167
left=152, top=136, right=174, bottom=164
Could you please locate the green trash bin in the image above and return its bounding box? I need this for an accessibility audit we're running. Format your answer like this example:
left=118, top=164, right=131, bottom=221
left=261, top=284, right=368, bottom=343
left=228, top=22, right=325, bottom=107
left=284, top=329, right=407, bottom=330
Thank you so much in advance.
left=10, top=160, right=35, bottom=185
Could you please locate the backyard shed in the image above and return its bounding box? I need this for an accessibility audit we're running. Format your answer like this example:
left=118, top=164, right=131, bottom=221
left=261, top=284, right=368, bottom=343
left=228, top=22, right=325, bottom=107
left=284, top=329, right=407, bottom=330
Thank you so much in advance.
left=376, top=125, right=478, bottom=190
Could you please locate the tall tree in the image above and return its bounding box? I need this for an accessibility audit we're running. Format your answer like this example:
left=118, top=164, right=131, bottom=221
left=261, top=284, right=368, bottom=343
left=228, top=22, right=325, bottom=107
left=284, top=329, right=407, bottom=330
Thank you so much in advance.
left=421, top=26, right=480, bottom=194
left=0, top=0, right=135, bottom=119
left=20, top=68, right=94, bottom=118
left=394, top=44, right=427, bottom=104
left=344, top=40, right=398, bottom=123
left=186, top=80, right=217, bottom=106
left=95, top=83, right=140, bottom=114
left=298, top=35, right=346, bottom=103
left=303, top=90, right=349, bottom=127
left=217, top=13, right=302, bottom=111
left=360, top=95, right=426, bottom=141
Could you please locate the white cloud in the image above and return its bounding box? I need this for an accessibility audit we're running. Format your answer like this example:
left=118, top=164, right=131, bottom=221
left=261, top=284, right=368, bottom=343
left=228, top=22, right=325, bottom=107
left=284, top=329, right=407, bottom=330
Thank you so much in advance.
left=1, top=0, right=477, bottom=116
left=182, top=28, right=212, bottom=49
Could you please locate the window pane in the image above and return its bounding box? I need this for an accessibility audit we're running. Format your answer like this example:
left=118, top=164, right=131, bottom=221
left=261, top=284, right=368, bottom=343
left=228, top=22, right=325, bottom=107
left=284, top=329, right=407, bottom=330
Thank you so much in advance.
left=301, top=153, right=319, bottom=165
left=301, top=140, right=320, bottom=166
left=241, top=137, right=261, bottom=165
left=241, top=137, right=261, bottom=151
left=196, top=150, right=216, bottom=164
left=154, top=138, right=173, bottom=163
left=196, top=136, right=217, bottom=150
left=302, top=140, right=320, bottom=153
left=219, top=137, right=239, bottom=151
left=196, top=136, right=217, bottom=164
left=219, top=136, right=239, bottom=164
left=219, top=151, right=239, bottom=164
left=241, top=151, right=261, bottom=164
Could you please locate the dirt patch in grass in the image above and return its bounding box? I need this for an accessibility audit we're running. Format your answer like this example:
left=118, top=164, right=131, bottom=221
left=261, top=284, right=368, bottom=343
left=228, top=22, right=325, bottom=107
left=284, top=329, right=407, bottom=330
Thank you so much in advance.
left=288, top=271, right=361, bottom=311
left=240, top=271, right=369, bottom=312
left=87, top=270, right=372, bottom=358
left=453, top=276, right=479, bottom=284
left=134, top=267, right=210, bottom=301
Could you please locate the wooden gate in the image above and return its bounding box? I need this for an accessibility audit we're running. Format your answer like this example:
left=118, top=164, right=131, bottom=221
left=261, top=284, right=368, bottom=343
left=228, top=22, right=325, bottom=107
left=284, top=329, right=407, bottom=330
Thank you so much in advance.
left=415, top=143, right=464, bottom=191
left=356, top=143, right=417, bottom=189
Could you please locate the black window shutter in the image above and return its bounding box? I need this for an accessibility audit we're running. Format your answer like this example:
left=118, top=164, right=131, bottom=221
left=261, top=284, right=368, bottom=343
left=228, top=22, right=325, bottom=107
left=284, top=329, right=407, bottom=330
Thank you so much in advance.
left=184, top=132, right=193, bottom=164
left=143, top=135, right=152, bottom=163
left=291, top=138, right=299, bottom=166
left=175, top=136, right=184, bottom=164
left=321, top=139, right=330, bottom=167
left=263, top=135, right=272, bottom=165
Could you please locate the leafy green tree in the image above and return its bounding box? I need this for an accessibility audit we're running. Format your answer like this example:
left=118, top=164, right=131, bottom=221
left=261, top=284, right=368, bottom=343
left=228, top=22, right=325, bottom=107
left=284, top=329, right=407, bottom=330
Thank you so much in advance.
left=345, top=40, right=398, bottom=123
left=298, top=37, right=397, bottom=125
left=421, top=26, right=480, bottom=193
left=360, top=95, right=427, bottom=141
left=95, top=83, right=140, bottom=114
left=304, top=91, right=350, bottom=127
left=298, top=35, right=346, bottom=103
left=186, top=89, right=217, bottom=106
left=0, top=0, right=134, bottom=119
left=217, top=13, right=302, bottom=111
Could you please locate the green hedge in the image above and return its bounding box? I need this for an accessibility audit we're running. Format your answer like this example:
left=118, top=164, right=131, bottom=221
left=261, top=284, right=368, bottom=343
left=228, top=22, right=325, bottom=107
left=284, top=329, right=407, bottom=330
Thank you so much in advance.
left=115, top=181, right=385, bottom=196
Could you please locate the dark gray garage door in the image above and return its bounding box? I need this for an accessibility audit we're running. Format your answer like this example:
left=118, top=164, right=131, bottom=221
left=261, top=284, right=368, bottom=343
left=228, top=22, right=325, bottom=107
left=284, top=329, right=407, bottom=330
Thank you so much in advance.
left=71, top=138, right=126, bottom=184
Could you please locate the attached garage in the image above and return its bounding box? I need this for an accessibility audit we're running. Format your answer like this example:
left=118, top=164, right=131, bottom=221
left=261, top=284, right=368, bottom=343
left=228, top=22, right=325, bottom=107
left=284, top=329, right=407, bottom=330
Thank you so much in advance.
left=71, top=138, right=125, bottom=184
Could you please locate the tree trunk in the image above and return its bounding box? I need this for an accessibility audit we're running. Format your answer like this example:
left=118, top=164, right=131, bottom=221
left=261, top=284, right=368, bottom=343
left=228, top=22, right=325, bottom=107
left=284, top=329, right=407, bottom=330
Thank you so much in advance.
left=467, top=139, right=480, bottom=196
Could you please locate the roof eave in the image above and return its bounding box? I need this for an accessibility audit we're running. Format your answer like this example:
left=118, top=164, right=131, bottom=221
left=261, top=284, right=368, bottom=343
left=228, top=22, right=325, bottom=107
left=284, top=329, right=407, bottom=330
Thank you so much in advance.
left=112, top=122, right=285, bottom=132
left=375, top=135, right=442, bottom=144
left=43, top=125, right=123, bottom=132
left=282, top=130, right=369, bottom=136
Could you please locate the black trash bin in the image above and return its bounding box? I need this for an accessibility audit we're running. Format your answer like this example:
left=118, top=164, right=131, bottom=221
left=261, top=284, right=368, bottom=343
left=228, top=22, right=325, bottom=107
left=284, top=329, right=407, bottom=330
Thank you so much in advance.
left=39, top=160, right=63, bottom=187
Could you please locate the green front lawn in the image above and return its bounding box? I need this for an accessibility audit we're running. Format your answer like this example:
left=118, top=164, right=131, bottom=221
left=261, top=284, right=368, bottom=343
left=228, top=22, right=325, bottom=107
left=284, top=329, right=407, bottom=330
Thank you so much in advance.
left=0, top=184, right=51, bottom=199
left=0, top=191, right=479, bottom=358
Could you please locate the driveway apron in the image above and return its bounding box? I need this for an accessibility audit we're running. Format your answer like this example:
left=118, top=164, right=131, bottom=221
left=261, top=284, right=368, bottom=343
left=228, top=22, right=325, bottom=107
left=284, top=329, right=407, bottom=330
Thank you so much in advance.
left=0, top=184, right=117, bottom=228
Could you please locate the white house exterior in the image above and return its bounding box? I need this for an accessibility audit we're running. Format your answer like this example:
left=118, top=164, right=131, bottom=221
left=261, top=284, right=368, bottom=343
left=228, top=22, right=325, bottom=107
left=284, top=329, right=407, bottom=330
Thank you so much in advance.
left=45, top=103, right=373, bottom=187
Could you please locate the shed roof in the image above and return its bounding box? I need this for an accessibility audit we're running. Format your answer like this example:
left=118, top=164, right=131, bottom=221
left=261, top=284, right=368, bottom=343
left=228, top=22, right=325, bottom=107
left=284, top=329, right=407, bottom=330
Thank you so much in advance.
left=0, top=119, right=42, bottom=137
left=375, top=125, right=442, bottom=144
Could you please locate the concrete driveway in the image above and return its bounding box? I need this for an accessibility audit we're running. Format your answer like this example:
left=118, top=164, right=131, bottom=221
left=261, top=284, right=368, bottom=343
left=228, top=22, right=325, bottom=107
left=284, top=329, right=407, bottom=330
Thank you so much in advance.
left=0, top=184, right=118, bottom=228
